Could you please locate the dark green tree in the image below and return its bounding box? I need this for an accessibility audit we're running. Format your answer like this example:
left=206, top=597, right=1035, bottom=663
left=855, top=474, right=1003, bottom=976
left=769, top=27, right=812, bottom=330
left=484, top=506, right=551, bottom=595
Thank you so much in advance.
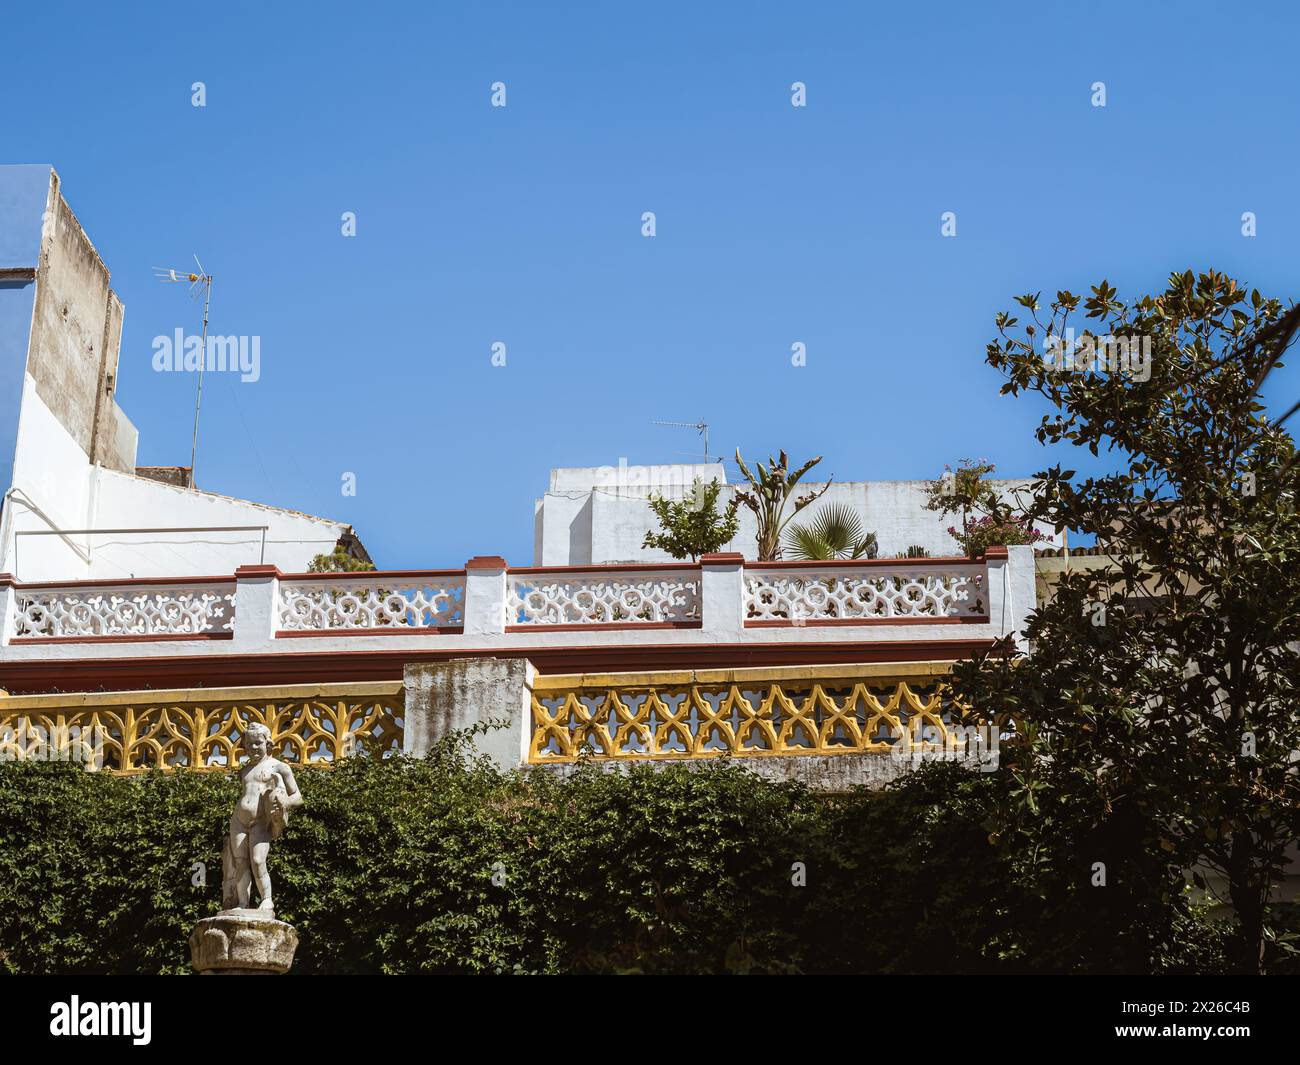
left=952, top=270, right=1300, bottom=973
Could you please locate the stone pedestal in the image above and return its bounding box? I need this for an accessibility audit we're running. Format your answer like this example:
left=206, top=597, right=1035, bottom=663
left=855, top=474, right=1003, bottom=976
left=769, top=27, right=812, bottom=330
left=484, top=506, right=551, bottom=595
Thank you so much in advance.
left=189, top=910, right=298, bottom=975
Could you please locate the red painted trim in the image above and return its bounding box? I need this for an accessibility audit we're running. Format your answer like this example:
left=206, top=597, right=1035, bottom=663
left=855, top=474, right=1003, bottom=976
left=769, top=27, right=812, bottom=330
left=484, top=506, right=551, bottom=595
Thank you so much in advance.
left=745, top=556, right=979, bottom=570
left=745, top=616, right=989, bottom=628
left=11, top=574, right=237, bottom=591
left=234, top=565, right=281, bottom=578
left=507, top=562, right=701, bottom=575
left=276, top=627, right=465, bottom=638
left=1, top=556, right=994, bottom=595
left=0, top=639, right=999, bottom=694
left=505, top=621, right=702, bottom=633
left=277, top=568, right=466, bottom=582
left=10, top=632, right=234, bottom=645
left=700, top=553, right=744, bottom=564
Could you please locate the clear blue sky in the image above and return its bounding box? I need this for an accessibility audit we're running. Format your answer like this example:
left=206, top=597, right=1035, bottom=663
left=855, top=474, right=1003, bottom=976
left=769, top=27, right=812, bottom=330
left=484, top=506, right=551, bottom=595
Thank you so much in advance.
left=5, top=1, right=1298, bottom=566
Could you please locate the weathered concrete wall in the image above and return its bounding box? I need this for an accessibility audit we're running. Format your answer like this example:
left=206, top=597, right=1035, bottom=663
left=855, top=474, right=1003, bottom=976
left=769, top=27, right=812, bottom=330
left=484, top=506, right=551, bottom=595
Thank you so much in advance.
left=104, top=400, right=139, bottom=475
left=403, top=657, right=536, bottom=769
left=530, top=751, right=995, bottom=790
left=24, top=169, right=135, bottom=475
left=92, top=288, right=135, bottom=472
left=135, top=465, right=193, bottom=489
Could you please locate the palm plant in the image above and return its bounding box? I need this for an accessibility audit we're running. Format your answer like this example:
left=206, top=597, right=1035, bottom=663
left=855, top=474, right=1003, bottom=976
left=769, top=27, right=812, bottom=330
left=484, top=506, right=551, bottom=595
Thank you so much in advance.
left=734, top=449, right=829, bottom=560
left=783, top=504, right=878, bottom=560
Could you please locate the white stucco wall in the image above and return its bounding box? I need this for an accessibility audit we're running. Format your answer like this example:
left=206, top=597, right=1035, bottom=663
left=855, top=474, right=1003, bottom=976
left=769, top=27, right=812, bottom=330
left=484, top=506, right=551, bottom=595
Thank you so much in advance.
left=1, top=375, right=96, bottom=578
left=535, top=463, right=1052, bottom=564
left=537, top=463, right=726, bottom=565
left=87, top=468, right=350, bottom=579
left=0, top=374, right=350, bottom=581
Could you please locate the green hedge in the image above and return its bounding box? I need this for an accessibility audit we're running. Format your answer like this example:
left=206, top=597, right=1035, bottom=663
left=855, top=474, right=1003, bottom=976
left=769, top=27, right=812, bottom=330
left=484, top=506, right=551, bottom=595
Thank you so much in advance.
left=0, top=742, right=1230, bottom=974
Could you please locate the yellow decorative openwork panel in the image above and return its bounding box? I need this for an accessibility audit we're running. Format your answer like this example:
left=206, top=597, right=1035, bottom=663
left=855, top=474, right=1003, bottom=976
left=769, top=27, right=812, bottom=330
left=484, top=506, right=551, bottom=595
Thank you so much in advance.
left=0, top=682, right=404, bottom=775
left=530, top=663, right=970, bottom=762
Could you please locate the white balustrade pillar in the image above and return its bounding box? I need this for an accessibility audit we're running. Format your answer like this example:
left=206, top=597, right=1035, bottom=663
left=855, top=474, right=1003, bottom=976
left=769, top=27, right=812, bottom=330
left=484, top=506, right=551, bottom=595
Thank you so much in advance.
left=1005, top=544, right=1037, bottom=651
left=984, top=546, right=1037, bottom=652
left=463, top=556, right=508, bottom=636
left=232, top=565, right=280, bottom=651
left=700, top=552, right=746, bottom=638
left=0, top=574, right=15, bottom=648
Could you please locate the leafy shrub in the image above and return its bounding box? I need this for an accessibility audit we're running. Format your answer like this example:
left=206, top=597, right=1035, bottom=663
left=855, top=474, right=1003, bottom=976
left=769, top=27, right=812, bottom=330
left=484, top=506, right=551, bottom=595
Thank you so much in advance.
left=0, top=749, right=1229, bottom=974
left=307, top=549, right=376, bottom=573
left=642, top=478, right=740, bottom=561
left=948, top=514, right=1050, bottom=558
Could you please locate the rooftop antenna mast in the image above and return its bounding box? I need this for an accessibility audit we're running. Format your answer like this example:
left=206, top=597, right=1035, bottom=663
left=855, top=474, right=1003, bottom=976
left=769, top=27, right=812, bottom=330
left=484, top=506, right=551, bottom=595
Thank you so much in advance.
left=154, top=256, right=213, bottom=486
left=653, top=418, right=711, bottom=464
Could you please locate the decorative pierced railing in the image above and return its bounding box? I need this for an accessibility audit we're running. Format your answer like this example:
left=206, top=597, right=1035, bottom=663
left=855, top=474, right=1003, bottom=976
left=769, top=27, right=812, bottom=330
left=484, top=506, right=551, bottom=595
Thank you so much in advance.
left=0, top=682, right=405, bottom=774
left=529, top=664, right=979, bottom=762
left=278, top=574, right=465, bottom=631
left=506, top=568, right=701, bottom=626
left=12, top=580, right=235, bottom=639
left=1, top=552, right=1027, bottom=664
left=744, top=563, right=985, bottom=623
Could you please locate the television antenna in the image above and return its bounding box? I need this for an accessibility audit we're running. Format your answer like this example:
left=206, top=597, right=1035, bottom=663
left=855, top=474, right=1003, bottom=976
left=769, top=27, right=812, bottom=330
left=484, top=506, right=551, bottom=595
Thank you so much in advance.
left=153, top=256, right=213, bottom=486
left=653, top=418, right=712, bottom=464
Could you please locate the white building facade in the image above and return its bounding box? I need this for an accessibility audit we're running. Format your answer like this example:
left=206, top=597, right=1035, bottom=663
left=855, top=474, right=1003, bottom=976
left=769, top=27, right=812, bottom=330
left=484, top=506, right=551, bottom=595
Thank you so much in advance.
left=0, top=166, right=362, bottom=582
left=0, top=166, right=1045, bottom=792
left=534, top=460, right=1050, bottom=566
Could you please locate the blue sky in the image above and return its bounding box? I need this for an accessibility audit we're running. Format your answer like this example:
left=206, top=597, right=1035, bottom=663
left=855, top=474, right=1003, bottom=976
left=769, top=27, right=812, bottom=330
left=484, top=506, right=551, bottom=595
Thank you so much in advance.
left=4, top=1, right=1298, bottom=566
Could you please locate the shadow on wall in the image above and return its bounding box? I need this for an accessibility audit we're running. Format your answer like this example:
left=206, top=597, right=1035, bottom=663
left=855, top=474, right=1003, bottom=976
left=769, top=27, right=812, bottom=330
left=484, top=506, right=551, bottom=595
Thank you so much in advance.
left=567, top=494, right=593, bottom=566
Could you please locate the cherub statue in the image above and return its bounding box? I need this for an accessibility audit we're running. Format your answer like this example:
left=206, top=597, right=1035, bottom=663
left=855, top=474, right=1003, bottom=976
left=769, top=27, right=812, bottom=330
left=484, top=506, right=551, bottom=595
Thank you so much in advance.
left=220, top=722, right=302, bottom=915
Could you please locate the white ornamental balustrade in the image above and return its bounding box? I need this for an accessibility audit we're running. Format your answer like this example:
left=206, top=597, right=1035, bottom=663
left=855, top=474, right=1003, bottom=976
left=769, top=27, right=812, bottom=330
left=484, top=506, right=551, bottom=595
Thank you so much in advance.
left=277, top=574, right=466, bottom=631
left=744, top=563, right=986, bottom=622
left=13, top=582, right=236, bottom=638
left=506, top=569, right=702, bottom=626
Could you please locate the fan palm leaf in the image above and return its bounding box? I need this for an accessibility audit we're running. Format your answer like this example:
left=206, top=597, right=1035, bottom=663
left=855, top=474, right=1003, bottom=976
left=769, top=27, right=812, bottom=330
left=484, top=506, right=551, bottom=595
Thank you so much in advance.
left=783, top=504, right=877, bottom=560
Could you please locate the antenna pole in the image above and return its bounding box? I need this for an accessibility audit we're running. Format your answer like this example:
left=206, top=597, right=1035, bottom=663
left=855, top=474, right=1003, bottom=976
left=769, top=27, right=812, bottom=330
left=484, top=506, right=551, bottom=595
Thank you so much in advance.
left=189, top=275, right=212, bottom=485
left=155, top=260, right=214, bottom=489
left=653, top=418, right=712, bottom=465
